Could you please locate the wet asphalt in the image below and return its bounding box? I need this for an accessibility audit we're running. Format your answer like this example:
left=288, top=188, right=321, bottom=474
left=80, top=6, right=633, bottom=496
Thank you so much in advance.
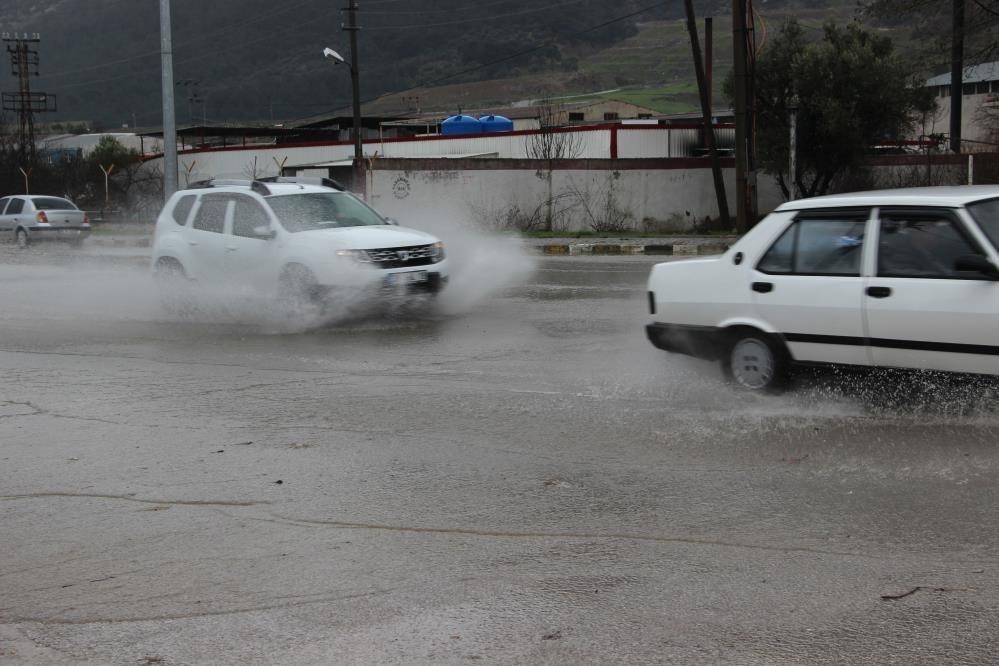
left=1, top=242, right=998, bottom=665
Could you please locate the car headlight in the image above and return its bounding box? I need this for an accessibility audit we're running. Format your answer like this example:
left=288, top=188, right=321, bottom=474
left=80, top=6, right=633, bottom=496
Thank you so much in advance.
left=430, top=241, right=445, bottom=262
left=335, top=249, right=370, bottom=263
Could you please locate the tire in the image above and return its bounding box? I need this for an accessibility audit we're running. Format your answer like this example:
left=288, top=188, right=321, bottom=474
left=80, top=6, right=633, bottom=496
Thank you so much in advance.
left=721, top=329, right=791, bottom=393
left=279, top=264, right=323, bottom=312
left=155, top=258, right=196, bottom=316
left=15, top=228, right=29, bottom=249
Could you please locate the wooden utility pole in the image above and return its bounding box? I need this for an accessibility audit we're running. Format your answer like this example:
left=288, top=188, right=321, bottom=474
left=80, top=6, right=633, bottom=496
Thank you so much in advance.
left=684, top=0, right=730, bottom=229
left=950, top=0, right=964, bottom=153
left=732, top=0, right=751, bottom=231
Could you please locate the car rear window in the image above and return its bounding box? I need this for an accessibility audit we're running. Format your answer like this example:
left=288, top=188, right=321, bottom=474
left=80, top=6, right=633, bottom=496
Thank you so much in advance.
left=32, top=197, right=77, bottom=211
left=171, top=194, right=196, bottom=225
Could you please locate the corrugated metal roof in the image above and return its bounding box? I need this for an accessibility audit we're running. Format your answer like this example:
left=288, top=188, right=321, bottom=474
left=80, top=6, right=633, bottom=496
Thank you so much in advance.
left=925, top=61, right=999, bottom=86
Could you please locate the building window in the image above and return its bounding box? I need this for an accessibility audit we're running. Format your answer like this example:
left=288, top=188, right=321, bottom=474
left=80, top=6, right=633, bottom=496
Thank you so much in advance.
left=638, top=113, right=652, bottom=119
left=964, top=82, right=976, bottom=95
left=568, top=112, right=584, bottom=122
left=603, top=112, right=619, bottom=121
left=978, top=81, right=990, bottom=94
left=992, top=81, right=999, bottom=93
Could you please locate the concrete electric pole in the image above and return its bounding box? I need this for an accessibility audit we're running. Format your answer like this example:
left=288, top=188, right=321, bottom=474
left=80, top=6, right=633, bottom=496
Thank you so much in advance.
left=344, top=0, right=364, bottom=195
left=160, top=0, right=178, bottom=200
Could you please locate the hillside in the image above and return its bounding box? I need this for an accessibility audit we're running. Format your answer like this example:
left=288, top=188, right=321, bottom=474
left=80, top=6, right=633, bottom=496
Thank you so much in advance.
left=0, top=0, right=957, bottom=129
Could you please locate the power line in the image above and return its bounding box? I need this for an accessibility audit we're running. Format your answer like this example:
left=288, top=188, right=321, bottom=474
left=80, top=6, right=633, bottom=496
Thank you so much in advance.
left=296, top=1, right=668, bottom=122
left=35, top=0, right=318, bottom=82
left=363, top=0, right=589, bottom=21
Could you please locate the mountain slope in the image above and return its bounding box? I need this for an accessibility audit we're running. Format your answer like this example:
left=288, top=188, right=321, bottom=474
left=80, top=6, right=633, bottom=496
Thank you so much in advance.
left=0, top=0, right=941, bottom=129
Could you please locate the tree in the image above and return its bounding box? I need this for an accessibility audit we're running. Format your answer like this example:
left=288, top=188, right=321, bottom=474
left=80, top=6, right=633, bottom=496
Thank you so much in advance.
left=526, top=95, right=583, bottom=231
left=749, top=20, right=935, bottom=198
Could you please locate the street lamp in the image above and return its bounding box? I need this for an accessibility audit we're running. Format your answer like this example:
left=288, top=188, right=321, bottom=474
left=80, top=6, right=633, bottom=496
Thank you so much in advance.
left=323, top=41, right=363, bottom=194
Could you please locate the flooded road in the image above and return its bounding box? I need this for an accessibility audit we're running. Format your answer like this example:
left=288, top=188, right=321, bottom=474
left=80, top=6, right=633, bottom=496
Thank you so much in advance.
left=1, top=248, right=998, bottom=664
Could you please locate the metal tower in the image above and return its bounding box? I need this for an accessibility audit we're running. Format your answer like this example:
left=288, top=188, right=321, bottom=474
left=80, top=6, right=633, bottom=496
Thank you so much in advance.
left=2, top=33, right=57, bottom=164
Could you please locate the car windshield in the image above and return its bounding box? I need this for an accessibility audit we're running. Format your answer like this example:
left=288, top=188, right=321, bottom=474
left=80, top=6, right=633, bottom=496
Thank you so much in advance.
left=33, top=197, right=77, bottom=211
left=966, top=197, right=999, bottom=251
left=266, top=192, right=387, bottom=232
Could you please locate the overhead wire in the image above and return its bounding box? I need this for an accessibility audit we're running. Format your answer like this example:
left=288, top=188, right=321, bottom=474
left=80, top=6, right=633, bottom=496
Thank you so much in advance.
left=36, top=0, right=318, bottom=82
left=36, top=0, right=667, bottom=123
left=296, top=1, right=667, bottom=122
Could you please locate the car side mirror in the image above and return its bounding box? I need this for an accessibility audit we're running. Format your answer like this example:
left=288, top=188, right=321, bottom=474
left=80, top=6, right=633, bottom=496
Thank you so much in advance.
left=253, top=225, right=276, bottom=240
left=954, top=254, right=999, bottom=279
left=385, top=217, right=399, bottom=226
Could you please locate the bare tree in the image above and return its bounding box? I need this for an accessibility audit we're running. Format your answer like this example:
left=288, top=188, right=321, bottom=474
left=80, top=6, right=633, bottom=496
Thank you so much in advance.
left=526, top=95, right=583, bottom=231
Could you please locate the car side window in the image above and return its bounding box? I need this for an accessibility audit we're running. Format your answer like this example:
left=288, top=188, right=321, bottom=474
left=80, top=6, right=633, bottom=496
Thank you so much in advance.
left=172, top=195, right=196, bottom=226
left=231, top=195, right=271, bottom=239
left=191, top=195, right=228, bottom=234
left=6, top=198, right=24, bottom=215
left=0, top=197, right=9, bottom=214
left=877, top=214, right=982, bottom=279
left=758, top=217, right=866, bottom=276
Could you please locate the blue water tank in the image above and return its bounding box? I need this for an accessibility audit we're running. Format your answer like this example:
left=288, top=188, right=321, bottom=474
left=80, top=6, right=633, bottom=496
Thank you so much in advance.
left=441, top=115, right=483, bottom=136
left=478, top=115, right=514, bottom=133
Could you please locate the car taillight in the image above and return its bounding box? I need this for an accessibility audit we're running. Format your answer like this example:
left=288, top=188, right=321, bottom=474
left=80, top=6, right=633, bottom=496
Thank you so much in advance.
left=83, top=212, right=90, bottom=226
left=36, top=210, right=48, bottom=223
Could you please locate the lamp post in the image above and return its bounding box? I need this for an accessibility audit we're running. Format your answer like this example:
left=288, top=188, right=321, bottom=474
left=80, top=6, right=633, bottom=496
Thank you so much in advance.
left=324, top=0, right=364, bottom=195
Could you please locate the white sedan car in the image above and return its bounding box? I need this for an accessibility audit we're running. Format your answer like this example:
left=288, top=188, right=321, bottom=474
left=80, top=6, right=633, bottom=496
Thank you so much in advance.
left=646, top=186, right=999, bottom=391
left=0, top=194, right=91, bottom=247
left=151, top=178, right=448, bottom=309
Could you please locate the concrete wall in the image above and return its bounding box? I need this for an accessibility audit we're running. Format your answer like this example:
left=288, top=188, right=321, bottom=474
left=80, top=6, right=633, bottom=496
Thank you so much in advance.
left=139, top=127, right=785, bottom=231
left=923, top=92, right=999, bottom=149
left=364, top=158, right=785, bottom=233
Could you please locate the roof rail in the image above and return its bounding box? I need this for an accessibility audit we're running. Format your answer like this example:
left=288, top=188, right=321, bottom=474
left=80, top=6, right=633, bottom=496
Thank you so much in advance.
left=184, top=178, right=254, bottom=190
left=257, top=176, right=347, bottom=191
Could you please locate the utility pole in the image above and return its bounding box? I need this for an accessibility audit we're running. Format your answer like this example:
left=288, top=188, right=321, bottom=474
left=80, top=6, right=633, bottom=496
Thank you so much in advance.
left=684, top=1, right=730, bottom=230
left=344, top=0, right=364, bottom=195
left=732, top=0, right=757, bottom=231
left=950, top=0, right=964, bottom=153
left=2, top=33, right=57, bottom=167
left=160, top=0, right=178, bottom=200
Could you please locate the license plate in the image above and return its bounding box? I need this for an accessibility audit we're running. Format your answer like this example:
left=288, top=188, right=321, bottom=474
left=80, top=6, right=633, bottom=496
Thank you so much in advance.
left=385, top=271, right=427, bottom=286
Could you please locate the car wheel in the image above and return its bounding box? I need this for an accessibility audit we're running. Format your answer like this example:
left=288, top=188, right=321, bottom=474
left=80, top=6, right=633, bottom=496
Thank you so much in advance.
left=722, top=330, right=790, bottom=393
left=279, top=264, right=322, bottom=311
left=15, top=228, right=29, bottom=249
left=155, top=258, right=197, bottom=316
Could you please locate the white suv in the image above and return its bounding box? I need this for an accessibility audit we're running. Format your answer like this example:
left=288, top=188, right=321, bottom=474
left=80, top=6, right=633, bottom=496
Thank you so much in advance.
left=646, top=186, right=999, bottom=391
left=151, top=178, right=448, bottom=308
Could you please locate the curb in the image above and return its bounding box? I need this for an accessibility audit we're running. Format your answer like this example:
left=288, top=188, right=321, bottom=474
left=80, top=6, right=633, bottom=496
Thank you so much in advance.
left=85, top=237, right=734, bottom=256
left=541, top=242, right=731, bottom=257
left=88, top=237, right=151, bottom=248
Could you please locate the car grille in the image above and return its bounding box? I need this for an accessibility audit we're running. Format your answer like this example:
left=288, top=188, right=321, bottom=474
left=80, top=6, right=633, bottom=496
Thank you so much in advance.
left=362, top=244, right=437, bottom=269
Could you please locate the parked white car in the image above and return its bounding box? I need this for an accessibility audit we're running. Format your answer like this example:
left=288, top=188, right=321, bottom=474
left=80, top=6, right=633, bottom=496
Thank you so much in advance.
left=646, top=186, right=999, bottom=391
left=151, top=178, right=448, bottom=308
left=0, top=194, right=91, bottom=247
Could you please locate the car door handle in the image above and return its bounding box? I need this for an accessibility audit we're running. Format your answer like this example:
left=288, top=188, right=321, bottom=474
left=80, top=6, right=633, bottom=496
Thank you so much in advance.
left=752, top=281, right=773, bottom=293
left=866, top=286, right=892, bottom=298
left=225, top=246, right=237, bottom=252
left=187, top=240, right=198, bottom=246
